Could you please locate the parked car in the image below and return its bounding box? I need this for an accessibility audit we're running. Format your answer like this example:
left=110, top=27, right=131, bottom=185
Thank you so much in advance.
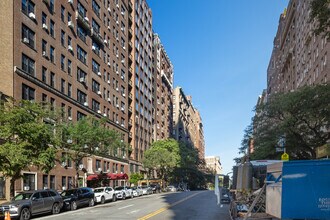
left=94, top=187, right=116, bottom=204
left=114, top=186, right=133, bottom=200
left=0, top=189, right=63, bottom=220
left=141, top=185, right=152, bottom=195
left=149, top=184, right=157, bottom=193
left=131, top=186, right=143, bottom=197
left=60, top=187, right=95, bottom=211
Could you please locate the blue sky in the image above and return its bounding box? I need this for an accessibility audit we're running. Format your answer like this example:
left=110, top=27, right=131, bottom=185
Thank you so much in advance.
left=148, top=0, right=289, bottom=174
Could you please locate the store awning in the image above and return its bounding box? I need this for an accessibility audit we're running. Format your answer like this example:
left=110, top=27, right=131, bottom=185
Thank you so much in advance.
left=117, top=173, right=128, bottom=180
left=86, top=174, right=99, bottom=181
left=106, top=173, right=118, bottom=180
left=106, top=173, right=128, bottom=180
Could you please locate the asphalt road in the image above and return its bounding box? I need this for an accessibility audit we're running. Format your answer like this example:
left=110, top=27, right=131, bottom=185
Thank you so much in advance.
left=34, top=190, right=231, bottom=220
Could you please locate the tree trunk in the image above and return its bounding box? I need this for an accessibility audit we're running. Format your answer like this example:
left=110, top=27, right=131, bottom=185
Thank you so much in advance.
left=10, top=177, right=16, bottom=199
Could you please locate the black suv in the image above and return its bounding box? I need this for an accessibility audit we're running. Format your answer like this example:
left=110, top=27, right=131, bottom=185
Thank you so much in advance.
left=0, top=189, right=63, bottom=220
left=60, top=187, right=95, bottom=211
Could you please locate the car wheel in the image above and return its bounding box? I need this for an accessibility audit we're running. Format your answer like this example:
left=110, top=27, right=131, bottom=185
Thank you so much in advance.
left=52, top=203, right=61, bottom=214
left=71, top=201, right=77, bottom=211
left=112, top=195, right=116, bottom=202
left=20, top=207, right=31, bottom=220
left=89, top=198, right=95, bottom=207
left=100, top=196, right=105, bottom=204
left=131, top=193, right=134, bottom=198
left=123, top=194, right=126, bottom=200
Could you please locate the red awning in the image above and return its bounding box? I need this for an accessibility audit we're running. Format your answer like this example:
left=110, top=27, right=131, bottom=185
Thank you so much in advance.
left=86, top=174, right=99, bottom=181
left=106, top=173, right=118, bottom=180
left=117, top=173, right=128, bottom=180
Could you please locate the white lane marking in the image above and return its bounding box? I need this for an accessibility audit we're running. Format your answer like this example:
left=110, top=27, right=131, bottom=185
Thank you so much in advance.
left=118, top=204, right=134, bottom=210
left=127, top=209, right=140, bottom=214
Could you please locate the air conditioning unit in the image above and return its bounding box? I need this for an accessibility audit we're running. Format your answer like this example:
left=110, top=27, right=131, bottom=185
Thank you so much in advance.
left=103, top=113, right=107, bottom=117
left=121, top=107, right=125, bottom=111
left=61, top=162, right=67, bottom=167
left=121, top=59, right=125, bottom=64
left=116, top=87, right=119, bottom=91
left=68, top=116, right=72, bottom=121
left=62, top=186, right=66, bottom=190
left=83, top=102, right=88, bottom=106
left=116, top=54, right=119, bottom=58
left=107, top=26, right=111, bottom=30
left=92, top=45, right=96, bottom=51
left=107, top=7, right=111, bottom=12
left=116, top=71, right=119, bottom=75
left=97, top=110, right=101, bottom=114
left=68, top=0, right=73, bottom=4
left=97, top=91, right=102, bottom=95
left=68, top=45, right=73, bottom=52
left=104, top=39, right=108, bottom=44
left=79, top=77, right=85, bottom=83
left=121, top=11, right=125, bottom=16
left=107, top=80, right=110, bottom=84
left=123, top=46, right=126, bottom=50
left=68, top=21, right=74, bottom=29
left=42, top=51, right=48, bottom=57
left=121, top=27, right=124, bottom=31
left=29, top=12, right=36, bottom=20
left=79, top=164, right=84, bottom=170
left=24, top=186, right=30, bottom=191
left=116, top=4, right=119, bottom=8
left=116, top=20, right=119, bottom=25
left=116, top=120, right=119, bottom=124
left=121, top=124, right=124, bottom=127
left=122, top=93, right=126, bottom=97
left=84, top=17, right=89, bottom=22
left=107, top=97, right=111, bottom=102
left=97, top=71, right=101, bottom=76
left=116, top=37, right=119, bottom=41
left=42, top=23, right=48, bottom=30
left=107, top=62, right=111, bottom=67
left=23, top=37, right=29, bottom=43
left=116, top=104, right=119, bottom=108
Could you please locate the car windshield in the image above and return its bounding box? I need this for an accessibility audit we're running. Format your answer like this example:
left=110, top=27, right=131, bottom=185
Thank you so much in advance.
left=94, top=188, right=105, bottom=193
left=13, top=193, right=33, bottom=201
left=132, top=187, right=137, bottom=190
left=61, top=189, right=77, bottom=196
left=141, top=186, right=148, bottom=189
left=114, top=186, right=123, bottom=190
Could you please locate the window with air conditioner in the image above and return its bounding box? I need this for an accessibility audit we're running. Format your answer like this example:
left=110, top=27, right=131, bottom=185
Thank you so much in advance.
left=22, top=24, right=35, bottom=48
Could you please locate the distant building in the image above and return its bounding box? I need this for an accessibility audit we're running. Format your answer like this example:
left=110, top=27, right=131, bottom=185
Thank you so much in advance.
left=205, top=156, right=222, bottom=174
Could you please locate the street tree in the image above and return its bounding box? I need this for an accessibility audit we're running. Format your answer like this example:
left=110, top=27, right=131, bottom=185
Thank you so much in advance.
left=143, top=139, right=180, bottom=187
left=310, top=0, right=330, bottom=38
left=0, top=100, right=60, bottom=196
left=129, top=173, right=144, bottom=186
left=61, top=116, right=122, bottom=187
left=252, top=84, right=330, bottom=160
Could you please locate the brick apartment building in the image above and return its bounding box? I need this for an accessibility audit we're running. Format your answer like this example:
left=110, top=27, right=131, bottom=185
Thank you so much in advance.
left=152, top=33, right=174, bottom=141
left=0, top=0, right=133, bottom=200
left=267, top=0, right=329, bottom=97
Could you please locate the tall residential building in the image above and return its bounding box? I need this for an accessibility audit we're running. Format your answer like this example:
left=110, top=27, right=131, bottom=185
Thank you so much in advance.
left=127, top=0, right=153, bottom=173
left=172, top=87, right=205, bottom=157
left=267, top=0, right=329, bottom=97
left=0, top=0, right=132, bottom=198
left=152, top=33, right=174, bottom=141
left=205, top=156, right=222, bottom=174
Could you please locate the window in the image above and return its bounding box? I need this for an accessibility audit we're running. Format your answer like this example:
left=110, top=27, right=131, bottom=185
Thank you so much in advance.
left=77, top=25, right=87, bottom=42
left=42, top=12, right=47, bottom=25
left=50, top=97, right=55, bottom=111
left=92, top=0, right=100, bottom=17
left=22, top=24, right=35, bottom=48
left=23, top=173, right=35, bottom=191
left=68, top=106, right=72, bottom=117
left=121, top=86, right=125, bottom=96
left=22, top=54, right=35, bottom=75
left=21, top=0, right=35, bottom=15
left=42, top=67, right=47, bottom=82
left=61, top=30, right=65, bottom=46
left=68, top=12, right=72, bottom=22
left=22, top=84, right=35, bottom=100
left=92, top=59, right=100, bottom=74
left=61, top=176, right=67, bottom=190
left=49, top=0, right=55, bottom=14
left=68, top=36, right=72, bottom=46
left=50, top=72, right=55, bottom=87
left=67, top=59, right=72, bottom=75
left=77, top=111, right=86, bottom=120
left=77, top=68, right=87, bottom=82
left=68, top=177, right=73, bottom=189
left=77, top=89, right=87, bottom=104
left=96, top=160, right=101, bottom=171
left=50, top=20, right=55, bottom=37
left=77, top=2, right=87, bottom=17
left=68, top=83, right=72, bottom=97
left=43, top=175, right=48, bottom=189
left=50, top=175, right=55, bottom=189
left=50, top=46, right=55, bottom=63
left=92, top=99, right=100, bottom=112
left=92, top=79, right=100, bottom=93
left=42, top=40, right=47, bottom=54
left=92, top=41, right=100, bottom=56
left=61, top=54, right=65, bottom=71
left=61, top=79, right=65, bottom=93
left=92, top=19, right=100, bottom=34
left=121, top=69, right=125, bottom=81
left=61, top=5, right=65, bottom=22
left=77, top=46, right=87, bottom=64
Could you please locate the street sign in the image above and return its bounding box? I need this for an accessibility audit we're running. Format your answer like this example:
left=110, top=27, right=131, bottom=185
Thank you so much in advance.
left=281, top=153, right=289, bottom=161
left=276, top=147, right=284, bottom=152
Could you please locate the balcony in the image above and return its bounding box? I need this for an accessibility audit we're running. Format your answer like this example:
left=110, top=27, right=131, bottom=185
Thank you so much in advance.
left=128, top=93, right=133, bottom=100
left=128, top=80, right=133, bottom=87
left=91, top=28, right=104, bottom=46
left=128, top=106, right=132, bottom=113
left=128, top=119, right=132, bottom=126
left=75, top=11, right=90, bottom=31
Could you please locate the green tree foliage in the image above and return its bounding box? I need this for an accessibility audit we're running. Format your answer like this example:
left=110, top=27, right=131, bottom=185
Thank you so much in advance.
left=310, top=0, right=330, bottom=38
left=61, top=116, right=122, bottom=187
left=0, top=100, right=60, bottom=196
left=129, top=173, right=144, bottom=186
left=251, top=84, right=330, bottom=160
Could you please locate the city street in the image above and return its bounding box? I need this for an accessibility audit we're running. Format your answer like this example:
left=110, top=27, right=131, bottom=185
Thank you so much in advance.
left=34, top=190, right=231, bottom=220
